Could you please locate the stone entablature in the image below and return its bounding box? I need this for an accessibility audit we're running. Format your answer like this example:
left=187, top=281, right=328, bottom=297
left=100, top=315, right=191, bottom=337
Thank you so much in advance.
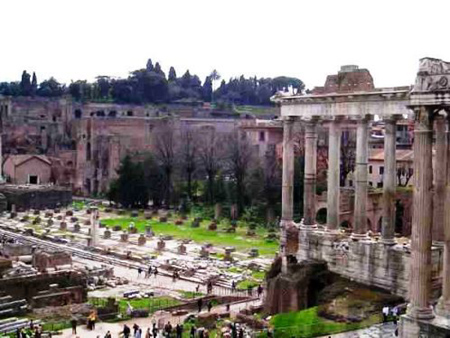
left=297, top=229, right=443, bottom=299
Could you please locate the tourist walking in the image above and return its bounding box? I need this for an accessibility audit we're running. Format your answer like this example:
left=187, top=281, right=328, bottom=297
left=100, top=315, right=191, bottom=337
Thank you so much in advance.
left=176, top=324, right=183, bottom=338
left=138, top=267, right=143, bottom=278
left=190, top=325, right=196, bottom=338
left=197, top=298, right=203, bottom=312
left=146, top=266, right=152, bottom=278
left=133, top=323, right=140, bottom=336
left=135, top=327, right=142, bottom=338
left=123, top=324, right=131, bottom=338
left=382, top=306, right=390, bottom=322
left=104, top=331, right=112, bottom=338
left=70, top=317, right=77, bottom=334
left=164, top=321, right=173, bottom=337
left=207, top=301, right=212, bottom=312
left=257, top=284, right=263, bottom=298
left=152, top=323, right=158, bottom=337
left=154, top=267, right=158, bottom=278
left=231, top=280, right=236, bottom=292
left=145, top=328, right=151, bottom=338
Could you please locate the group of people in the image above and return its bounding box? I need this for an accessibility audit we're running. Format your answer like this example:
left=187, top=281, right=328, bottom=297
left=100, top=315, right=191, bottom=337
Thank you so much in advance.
left=15, top=322, right=43, bottom=338
left=196, top=298, right=214, bottom=313
left=137, top=266, right=159, bottom=279
left=121, top=322, right=184, bottom=338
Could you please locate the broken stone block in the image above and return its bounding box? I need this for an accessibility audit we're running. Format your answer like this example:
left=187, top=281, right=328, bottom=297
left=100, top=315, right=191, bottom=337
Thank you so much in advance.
left=144, top=212, right=152, bottom=220
left=249, top=248, right=259, bottom=258
left=24, top=228, right=34, bottom=236
left=178, top=244, right=187, bottom=254
left=121, top=232, right=128, bottom=242
left=129, top=227, right=138, bottom=234
left=103, top=229, right=111, bottom=239
left=73, top=223, right=81, bottom=233
left=117, top=209, right=125, bottom=215
left=225, top=227, right=236, bottom=233
left=54, top=208, right=60, bottom=214
left=138, top=234, right=146, bottom=246
left=65, top=210, right=73, bottom=216
left=145, top=225, right=154, bottom=237
left=33, top=217, right=41, bottom=225
left=9, top=212, right=17, bottom=219
left=224, top=247, right=234, bottom=262
left=34, top=210, right=41, bottom=215
left=159, top=216, right=167, bottom=223
left=46, top=218, right=54, bottom=226
left=56, top=215, right=63, bottom=220
left=131, top=210, right=139, bottom=218
left=86, top=208, right=92, bottom=214
left=208, top=222, right=217, bottom=231
left=191, top=219, right=200, bottom=228
left=104, top=207, right=113, bottom=213
left=113, top=225, right=122, bottom=231
left=157, top=239, right=165, bottom=251
left=70, top=216, right=78, bottom=223
left=200, top=246, right=209, bottom=258
left=20, top=215, right=29, bottom=222
left=84, top=220, right=91, bottom=226
left=45, top=211, right=53, bottom=218
left=60, top=222, right=67, bottom=230
left=175, top=219, right=184, bottom=225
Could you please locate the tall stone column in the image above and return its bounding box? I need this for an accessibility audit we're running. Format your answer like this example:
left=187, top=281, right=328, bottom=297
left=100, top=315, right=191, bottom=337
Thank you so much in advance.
left=437, top=113, right=450, bottom=318
left=280, top=118, right=295, bottom=251
left=302, top=119, right=318, bottom=228
left=433, top=116, right=447, bottom=242
left=90, top=207, right=99, bottom=247
left=351, top=116, right=369, bottom=239
left=381, top=117, right=397, bottom=244
left=327, top=120, right=341, bottom=231
left=407, top=106, right=434, bottom=320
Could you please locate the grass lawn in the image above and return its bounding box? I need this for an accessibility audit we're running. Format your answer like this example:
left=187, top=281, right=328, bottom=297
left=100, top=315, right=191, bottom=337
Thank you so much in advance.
left=270, top=307, right=381, bottom=338
left=117, top=296, right=180, bottom=313
left=101, top=216, right=279, bottom=256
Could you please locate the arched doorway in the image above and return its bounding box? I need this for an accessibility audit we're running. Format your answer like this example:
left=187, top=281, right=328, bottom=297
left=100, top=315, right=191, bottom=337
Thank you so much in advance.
left=316, top=208, right=327, bottom=225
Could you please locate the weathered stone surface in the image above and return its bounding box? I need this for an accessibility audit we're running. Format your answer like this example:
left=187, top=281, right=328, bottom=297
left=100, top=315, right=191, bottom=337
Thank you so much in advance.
left=157, top=240, right=165, bottom=251
left=208, top=222, right=217, bottom=231
left=130, top=210, right=139, bottom=218
left=197, top=312, right=219, bottom=329
left=249, top=248, right=259, bottom=258
left=103, top=229, right=111, bottom=239
left=113, top=225, right=122, bottom=231
left=137, top=234, right=146, bottom=246
left=59, top=222, right=67, bottom=230
left=120, top=233, right=128, bottom=242
left=73, top=223, right=81, bottom=233
left=129, top=227, right=137, bottom=234
left=159, top=216, right=167, bottom=223
left=264, top=257, right=334, bottom=314
left=178, top=244, right=186, bottom=254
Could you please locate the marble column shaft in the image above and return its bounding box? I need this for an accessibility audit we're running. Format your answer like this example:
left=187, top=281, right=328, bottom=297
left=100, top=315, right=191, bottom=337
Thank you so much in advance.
left=327, top=120, right=341, bottom=230
left=352, top=117, right=369, bottom=237
left=433, top=116, right=447, bottom=242
left=303, top=121, right=317, bottom=227
left=437, top=115, right=450, bottom=317
left=407, top=107, right=434, bottom=320
left=281, top=118, right=295, bottom=223
left=280, top=118, right=295, bottom=250
left=381, top=118, right=397, bottom=243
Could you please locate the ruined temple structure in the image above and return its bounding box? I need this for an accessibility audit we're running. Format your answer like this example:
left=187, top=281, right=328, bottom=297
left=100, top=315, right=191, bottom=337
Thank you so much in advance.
left=273, top=58, right=450, bottom=337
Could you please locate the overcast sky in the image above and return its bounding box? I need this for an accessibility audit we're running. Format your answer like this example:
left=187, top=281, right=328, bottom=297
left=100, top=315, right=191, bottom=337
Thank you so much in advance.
left=1, top=0, right=449, bottom=90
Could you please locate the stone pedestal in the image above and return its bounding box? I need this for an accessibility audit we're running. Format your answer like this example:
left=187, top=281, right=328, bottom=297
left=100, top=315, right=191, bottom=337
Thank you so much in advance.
left=145, top=225, right=154, bottom=237
left=407, top=107, right=434, bottom=320
left=178, top=244, right=187, bottom=254
left=200, top=246, right=209, bottom=258
left=59, top=222, right=67, bottom=231
left=103, top=229, right=111, bottom=239
left=120, top=232, right=129, bottom=242
left=327, top=119, right=341, bottom=230
left=224, top=248, right=233, bottom=262
left=381, top=117, right=397, bottom=244
left=157, top=239, right=165, bottom=251
left=138, top=234, right=146, bottom=246
left=302, top=120, right=318, bottom=228
left=73, top=223, right=80, bottom=233
left=352, top=117, right=370, bottom=240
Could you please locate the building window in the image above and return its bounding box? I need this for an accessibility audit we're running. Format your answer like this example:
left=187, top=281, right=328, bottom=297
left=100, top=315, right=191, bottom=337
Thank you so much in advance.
left=86, top=142, right=91, bottom=161
left=259, top=131, right=265, bottom=142
left=369, top=165, right=372, bottom=174
left=379, top=166, right=384, bottom=175
left=377, top=182, right=383, bottom=188
left=28, top=175, right=38, bottom=184
left=349, top=180, right=353, bottom=187
left=369, top=182, right=373, bottom=187
left=127, top=110, right=134, bottom=117
left=74, top=109, right=82, bottom=119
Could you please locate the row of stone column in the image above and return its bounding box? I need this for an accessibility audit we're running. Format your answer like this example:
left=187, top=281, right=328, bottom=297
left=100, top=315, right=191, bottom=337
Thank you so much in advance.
left=280, top=115, right=398, bottom=243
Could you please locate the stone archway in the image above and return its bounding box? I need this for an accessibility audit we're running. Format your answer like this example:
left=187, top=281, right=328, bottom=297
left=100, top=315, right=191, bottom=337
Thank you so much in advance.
left=316, top=208, right=327, bottom=225
left=340, top=220, right=351, bottom=229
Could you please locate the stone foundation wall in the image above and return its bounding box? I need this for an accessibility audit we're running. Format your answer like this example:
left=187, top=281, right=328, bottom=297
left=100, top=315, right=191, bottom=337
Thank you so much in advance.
left=399, top=314, right=450, bottom=338
left=297, top=229, right=443, bottom=299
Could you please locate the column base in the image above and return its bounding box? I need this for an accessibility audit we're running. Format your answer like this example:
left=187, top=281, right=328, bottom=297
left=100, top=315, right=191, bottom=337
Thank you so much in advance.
left=435, top=297, right=450, bottom=318
left=406, top=303, right=435, bottom=320
left=350, top=232, right=370, bottom=241
left=299, top=219, right=317, bottom=231
left=379, top=237, right=397, bottom=245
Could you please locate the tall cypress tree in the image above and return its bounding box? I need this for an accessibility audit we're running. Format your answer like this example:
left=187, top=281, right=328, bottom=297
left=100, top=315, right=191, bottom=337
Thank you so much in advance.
left=31, top=72, right=38, bottom=96
left=20, top=70, right=31, bottom=96
left=168, top=67, right=177, bottom=81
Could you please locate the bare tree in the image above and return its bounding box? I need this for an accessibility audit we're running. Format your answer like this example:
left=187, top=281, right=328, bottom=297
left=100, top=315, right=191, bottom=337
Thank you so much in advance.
left=198, top=127, right=222, bottom=204
left=225, top=128, right=254, bottom=214
left=179, top=124, right=198, bottom=200
left=153, top=119, right=177, bottom=206
left=397, top=162, right=413, bottom=187
left=340, top=128, right=356, bottom=186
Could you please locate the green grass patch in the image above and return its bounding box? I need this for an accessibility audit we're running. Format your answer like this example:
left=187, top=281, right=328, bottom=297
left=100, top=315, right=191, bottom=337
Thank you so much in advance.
left=270, top=307, right=381, bottom=338
left=236, top=279, right=260, bottom=290
left=72, top=200, right=86, bottom=210
left=101, top=216, right=279, bottom=256
left=179, top=291, right=204, bottom=299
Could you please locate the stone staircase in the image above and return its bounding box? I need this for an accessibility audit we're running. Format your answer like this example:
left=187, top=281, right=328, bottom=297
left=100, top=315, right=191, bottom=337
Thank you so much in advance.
left=0, top=296, right=27, bottom=317
left=0, top=317, right=41, bottom=334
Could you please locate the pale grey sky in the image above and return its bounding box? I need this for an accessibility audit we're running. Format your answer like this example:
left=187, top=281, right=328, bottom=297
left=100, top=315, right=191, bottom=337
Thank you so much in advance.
left=1, top=0, right=449, bottom=90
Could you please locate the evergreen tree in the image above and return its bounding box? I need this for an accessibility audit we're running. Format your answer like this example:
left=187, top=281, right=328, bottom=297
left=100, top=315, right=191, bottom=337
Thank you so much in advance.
left=20, top=70, right=31, bottom=96
left=146, top=58, right=154, bottom=72
left=154, top=62, right=166, bottom=78
left=168, top=67, right=177, bottom=81
left=31, top=72, right=38, bottom=96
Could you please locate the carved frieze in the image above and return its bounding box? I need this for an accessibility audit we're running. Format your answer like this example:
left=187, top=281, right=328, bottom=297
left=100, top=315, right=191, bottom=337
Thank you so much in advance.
left=414, top=57, right=450, bottom=92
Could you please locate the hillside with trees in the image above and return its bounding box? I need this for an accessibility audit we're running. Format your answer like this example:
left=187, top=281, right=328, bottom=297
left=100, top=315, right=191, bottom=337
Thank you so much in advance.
left=0, top=59, right=304, bottom=106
